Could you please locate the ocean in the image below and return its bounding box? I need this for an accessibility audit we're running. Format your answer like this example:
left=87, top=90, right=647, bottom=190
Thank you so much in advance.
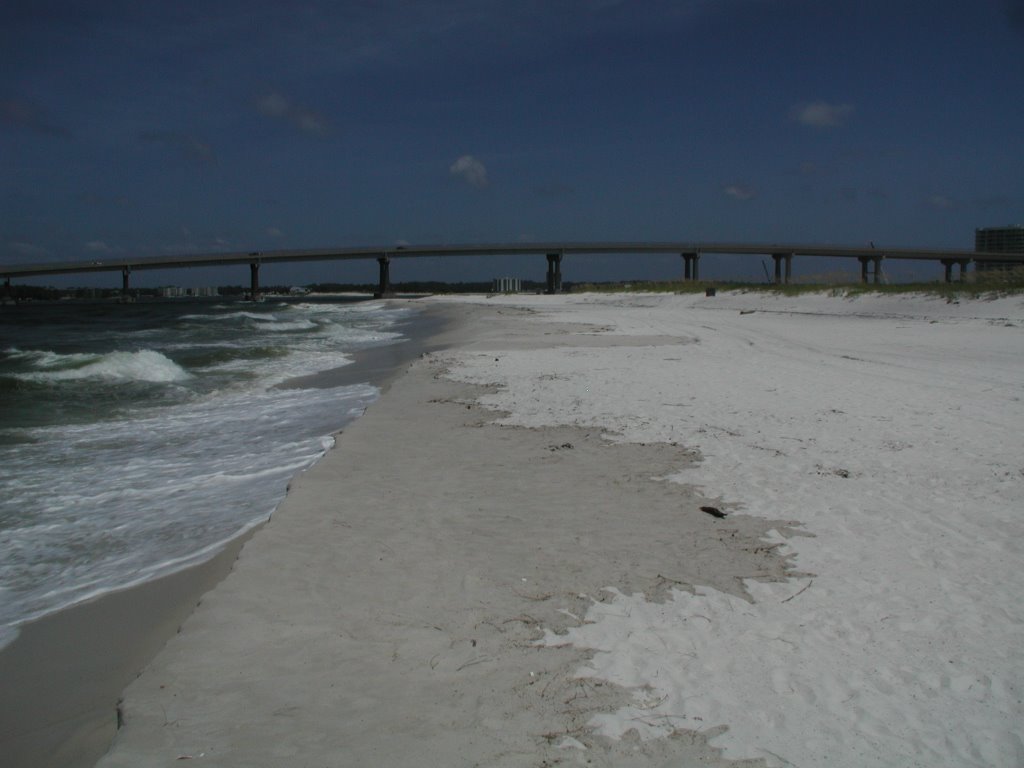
left=0, top=296, right=416, bottom=647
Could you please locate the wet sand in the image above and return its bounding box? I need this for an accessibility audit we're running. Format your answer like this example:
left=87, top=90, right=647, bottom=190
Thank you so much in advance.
left=0, top=533, right=252, bottom=768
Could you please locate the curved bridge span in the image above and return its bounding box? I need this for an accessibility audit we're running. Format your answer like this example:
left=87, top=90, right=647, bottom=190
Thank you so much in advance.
left=3, top=241, right=1022, bottom=298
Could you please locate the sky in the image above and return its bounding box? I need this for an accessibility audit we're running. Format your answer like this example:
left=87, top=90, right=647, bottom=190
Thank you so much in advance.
left=2, top=0, right=1023, bottom=287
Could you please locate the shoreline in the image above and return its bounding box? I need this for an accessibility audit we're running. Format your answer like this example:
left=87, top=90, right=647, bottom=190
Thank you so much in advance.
left=0, top=301, right=458, bottom=768
left=94, top=296, right=797, bottom=767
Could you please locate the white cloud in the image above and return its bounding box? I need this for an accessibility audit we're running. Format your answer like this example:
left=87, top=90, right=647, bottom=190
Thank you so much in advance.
left=255, top=92, right=291, bottom=117
left=450, top=155, right=488, bottom=188
left=8, top=241, right=51, bottom=257
left=723, top=184, right=755, bottom=201
left=927, top=194, right=956, bottom=210
left=255, top=91, right=330, bottom=136
left=791, top=101, right=854, bottom=128
left=139, top=130, right=215, bottom=164
left=294, top=109, right=329, bottom=137
left=85, top=240, right=111, bottom=252
left=0, top=97, right=68, bottom=137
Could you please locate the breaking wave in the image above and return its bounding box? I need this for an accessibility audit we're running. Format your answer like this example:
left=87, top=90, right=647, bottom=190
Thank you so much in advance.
left=13, top=349, right=191, bottom=383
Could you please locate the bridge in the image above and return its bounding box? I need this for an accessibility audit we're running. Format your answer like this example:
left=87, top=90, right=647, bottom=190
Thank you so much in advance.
left=3, top=241, right=1023, bottom=299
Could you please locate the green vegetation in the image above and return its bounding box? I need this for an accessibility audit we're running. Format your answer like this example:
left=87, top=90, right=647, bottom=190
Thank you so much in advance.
left=6, top=269, right=1023, bottom=303
left=572, top=267, right=1024, bottom=299
left=0, top=281, right=549, bottom=302
left=307, top=280, right=549, bottom=294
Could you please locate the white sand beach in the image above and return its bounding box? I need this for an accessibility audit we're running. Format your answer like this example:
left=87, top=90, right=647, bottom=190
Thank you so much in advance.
left=95, top=290, right=1023, bottom=767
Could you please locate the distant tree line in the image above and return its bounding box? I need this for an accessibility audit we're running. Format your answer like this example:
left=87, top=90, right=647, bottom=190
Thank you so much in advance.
left=3, top=284, right=64, bottom=301
left=305, top=280, right=553, bottom=294
left=0, top=280, right=561, bottom=301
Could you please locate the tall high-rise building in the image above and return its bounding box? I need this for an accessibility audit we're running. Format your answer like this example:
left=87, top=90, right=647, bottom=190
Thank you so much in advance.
left=491, top=276, right=521, bottom=293
left=975, top=226, right=1024, bottom=271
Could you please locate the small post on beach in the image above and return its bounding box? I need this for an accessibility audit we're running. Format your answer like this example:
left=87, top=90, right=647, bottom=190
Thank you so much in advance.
left=375, top=255, right=393, bottom=298
left=249, top=261, right=260, bottom=301
left=545, top=253, right=562, bottom=294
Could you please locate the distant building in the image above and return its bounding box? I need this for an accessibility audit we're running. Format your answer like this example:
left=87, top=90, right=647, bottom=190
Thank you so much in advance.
left=975, top=226, right=1024, bottom=272
left=492, top=277, right=521, bottom=293
left=159, top=286, right=219, bottom=297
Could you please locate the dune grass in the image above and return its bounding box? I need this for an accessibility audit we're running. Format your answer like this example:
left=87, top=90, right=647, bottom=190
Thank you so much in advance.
left=572, top=267, right=1024, bottom=299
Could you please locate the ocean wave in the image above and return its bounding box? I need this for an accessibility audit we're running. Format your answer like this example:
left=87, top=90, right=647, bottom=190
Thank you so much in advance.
left=0, top=298, right=408, bottom=637
left=181, top=311, right=268, bottom=322
left=13, top=349, right=191, bottom=383
left=257, top=319, right=318, bottom=332
left=182, top=312, right=320, bottom=332
left=5, top=348, right=95, bottom=368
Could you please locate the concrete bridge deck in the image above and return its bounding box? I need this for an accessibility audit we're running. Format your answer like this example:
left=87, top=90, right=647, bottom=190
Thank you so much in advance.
left=3, top=241, right=1023, bottom=298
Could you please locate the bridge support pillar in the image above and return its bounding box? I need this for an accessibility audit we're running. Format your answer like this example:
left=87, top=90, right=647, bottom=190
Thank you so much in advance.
left=772, top=253, right=784, bottom=284
left=681, top=252, right=700, bottom=281
left=2, top=276, right=11, bottom=304
left=942, top=259, right=954, bottom=283
left=943, top=259, right=970, bottom=283
left=249, top=261, right=260, bottom=301
left=771, top=253, right=793, bottom=284
left=375, top=255, right=393, bottom=298
left=545, top=253, right=563, bottom=294
left=859, top=255, right=883, bottom=284
left=121, top=267, right=131, bottom=296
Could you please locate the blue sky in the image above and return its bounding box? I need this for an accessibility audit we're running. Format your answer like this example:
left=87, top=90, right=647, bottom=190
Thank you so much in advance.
left=3, top=0, right=1023, bottom=287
